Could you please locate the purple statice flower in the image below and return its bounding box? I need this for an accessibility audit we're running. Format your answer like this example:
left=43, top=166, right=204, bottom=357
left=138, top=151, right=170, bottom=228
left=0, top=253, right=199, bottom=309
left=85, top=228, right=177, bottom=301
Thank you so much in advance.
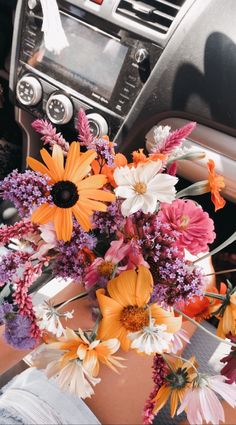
left=150, top=258, right=205, bottom=307
left=53, top=221, right=97, bottom=282
left=132, top=212, right=204, bottom=307
left=142, top=355, right=169, bottom=424
left=32, top=119, right=69, bottom=154
left=4, top=313, right=37, bottom=349
left=0, top=251, right=30, bottom=287
left=0, top=302, right=13, bottom=325
left=93, top=201, right=125, bottom=235
left=88, top=138, right=115, bottom=167
left=0, top=169, right=51, bottom=217
left=134, top=212, right=182, bottom=261
left=77, top=109, right=94, bottom=146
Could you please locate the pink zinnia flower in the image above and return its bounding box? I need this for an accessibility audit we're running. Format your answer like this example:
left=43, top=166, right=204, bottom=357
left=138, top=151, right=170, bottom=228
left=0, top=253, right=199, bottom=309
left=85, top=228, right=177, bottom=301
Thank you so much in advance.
left=177, top=375, right=236, bottom=425
left=84, top=239, right=129, bottom=289
left=159, top=199, right=215, bottom=255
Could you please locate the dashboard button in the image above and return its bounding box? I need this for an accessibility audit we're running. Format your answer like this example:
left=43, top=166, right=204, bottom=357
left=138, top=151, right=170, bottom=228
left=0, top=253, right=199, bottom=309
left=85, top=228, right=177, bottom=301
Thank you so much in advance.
left=16, top=75, right=42, bottom=106
left=46, top=94, right=73, bottom=124
left=86, top=113, right=108, bottom=138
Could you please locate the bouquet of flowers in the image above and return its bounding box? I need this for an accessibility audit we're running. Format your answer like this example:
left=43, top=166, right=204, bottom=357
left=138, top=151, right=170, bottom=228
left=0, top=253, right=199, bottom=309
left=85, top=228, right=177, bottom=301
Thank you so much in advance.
left=0, top=109, right=235, bottom=425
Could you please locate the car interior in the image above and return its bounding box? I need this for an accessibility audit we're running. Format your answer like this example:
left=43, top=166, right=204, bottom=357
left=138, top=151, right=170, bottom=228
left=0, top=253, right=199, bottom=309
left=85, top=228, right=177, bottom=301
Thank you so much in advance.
left=0, top=0, right=235, bottom=422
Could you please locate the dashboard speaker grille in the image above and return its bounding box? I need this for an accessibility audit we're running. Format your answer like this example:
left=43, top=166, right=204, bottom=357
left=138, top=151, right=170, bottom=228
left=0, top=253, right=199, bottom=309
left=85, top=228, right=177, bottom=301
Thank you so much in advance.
left=116, top=0, right=186, bottom=34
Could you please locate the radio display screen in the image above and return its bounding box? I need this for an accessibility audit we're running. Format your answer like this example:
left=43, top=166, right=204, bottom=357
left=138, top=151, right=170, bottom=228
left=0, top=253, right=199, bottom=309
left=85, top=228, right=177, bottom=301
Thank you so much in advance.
left=31, top=14, right=128, bottom=100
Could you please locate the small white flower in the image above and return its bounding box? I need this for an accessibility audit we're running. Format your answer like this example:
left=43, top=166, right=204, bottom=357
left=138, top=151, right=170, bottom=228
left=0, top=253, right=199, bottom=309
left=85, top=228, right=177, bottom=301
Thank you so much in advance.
left=128, top=320, right=173, bottom=355
left=34, top=301, right=74, bottom=337
left=114, top=161, right=178, bottom=217
left=145, top=125, right=171, bottom=153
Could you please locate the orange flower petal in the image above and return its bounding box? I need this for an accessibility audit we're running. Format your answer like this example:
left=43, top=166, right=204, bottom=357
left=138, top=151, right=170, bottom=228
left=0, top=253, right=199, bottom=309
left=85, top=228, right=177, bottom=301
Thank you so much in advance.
left=79, top=189, right=115, bottom=202
left=207, top=159, right=226, bottom=211
left=63, top=141, right=81, bottom=181
left=31, top=203, right=56, bottom=224
left=151, top=305, right=182, bottom=333
left=135, top=266, right=153, bottom=307
left=114, top=153, right=128, bottom=167
left=73, top=150, right=97, bottom=183
left=40, top=148, right=63, bottom=181
left=83, top=350, right=99, bottom=376
left=72, top=203, right=92, bottom=231
left=170, top=389, right=179, bottom=417
left=78, top=198, right=107, bottom=213
left=54, top=208, right=73, bottom=242
left=75, top=200, right=93, bottom=216
left=97, top=315, right=124, bottom=343
left=107, top=270, right=138, bottom=307
left=118, top=326, right=131, bottom=351
left=27, top=157, right=55, bottom=183
left=52, top=145, right=65, bottom=179
left=96, top=288, right=123, bottom=316
left=76, top=174, right=107, bottom=191
left=153, top=385, right=171, bottom=414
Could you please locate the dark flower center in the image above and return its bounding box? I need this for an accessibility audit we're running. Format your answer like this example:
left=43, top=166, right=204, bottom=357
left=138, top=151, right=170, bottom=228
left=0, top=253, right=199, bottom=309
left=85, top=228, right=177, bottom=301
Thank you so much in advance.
left=51, top=180, right=79, bottom=208
left=166, top=368, right=189, bottom=389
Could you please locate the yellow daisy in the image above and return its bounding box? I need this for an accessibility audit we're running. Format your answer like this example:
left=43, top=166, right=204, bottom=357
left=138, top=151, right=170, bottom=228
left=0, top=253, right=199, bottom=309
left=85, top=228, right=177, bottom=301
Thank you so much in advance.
left=27, top=142, right=115, bottom=241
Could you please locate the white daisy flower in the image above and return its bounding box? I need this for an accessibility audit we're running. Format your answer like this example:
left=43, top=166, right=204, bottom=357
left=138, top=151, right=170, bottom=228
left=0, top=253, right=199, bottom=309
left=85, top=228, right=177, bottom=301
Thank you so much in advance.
left=34, top=301, right=74, bottom=337
left=113, top=161, right=178, bottom=217
left=145, top=125, right=171, bottom=153
left=128, top=320, right=173, bottom=355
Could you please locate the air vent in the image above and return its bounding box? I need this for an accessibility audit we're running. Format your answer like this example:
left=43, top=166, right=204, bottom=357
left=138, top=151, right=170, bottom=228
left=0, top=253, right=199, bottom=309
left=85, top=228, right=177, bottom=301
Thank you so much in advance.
left=116, top=0, right=186, bottom=34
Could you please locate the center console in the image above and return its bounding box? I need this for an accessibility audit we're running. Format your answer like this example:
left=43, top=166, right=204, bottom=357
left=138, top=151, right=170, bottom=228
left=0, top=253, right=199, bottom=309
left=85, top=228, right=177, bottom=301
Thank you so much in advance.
left=10, top=0, right=163, bottom=141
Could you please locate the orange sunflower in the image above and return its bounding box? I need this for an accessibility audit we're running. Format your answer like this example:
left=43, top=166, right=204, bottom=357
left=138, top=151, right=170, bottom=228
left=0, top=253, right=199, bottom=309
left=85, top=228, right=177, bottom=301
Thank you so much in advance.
left=207, top=159, right=226, bottom=211
left=152, top=356, right=198, bottom=417
left=96, top=266, right=182, bottom=351
left=27, top=142, right=115, bottom=241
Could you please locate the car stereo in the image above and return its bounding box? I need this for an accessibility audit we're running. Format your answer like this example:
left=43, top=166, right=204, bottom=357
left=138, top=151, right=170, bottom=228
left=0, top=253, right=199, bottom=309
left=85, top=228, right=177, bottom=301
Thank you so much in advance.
left=10, top=0, right=162, bottom=139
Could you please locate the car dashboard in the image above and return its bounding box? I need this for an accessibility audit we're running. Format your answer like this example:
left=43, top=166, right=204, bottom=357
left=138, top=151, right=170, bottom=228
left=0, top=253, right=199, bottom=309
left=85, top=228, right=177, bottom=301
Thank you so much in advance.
left=7, top=0, right=236, bottom=204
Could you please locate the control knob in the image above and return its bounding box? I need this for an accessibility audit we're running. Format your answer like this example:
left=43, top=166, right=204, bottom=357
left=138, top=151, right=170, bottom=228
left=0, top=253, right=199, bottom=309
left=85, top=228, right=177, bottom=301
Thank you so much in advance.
left=16, top=75, right=42, bottom=106
left=86, top=113, right=108, bottom=138
left=135, top=48, right=149, bottom=64
left=46, top=94, right=73, bottom=125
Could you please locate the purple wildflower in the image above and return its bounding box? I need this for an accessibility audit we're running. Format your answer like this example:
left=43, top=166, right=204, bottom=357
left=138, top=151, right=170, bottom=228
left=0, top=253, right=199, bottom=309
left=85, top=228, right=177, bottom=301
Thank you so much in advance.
left=53, top=221, right=96, bottom=282
left=87, top=138, right=115, bottom=167
left=4, top=313, right=37, bottom=349
left=0, top=251, right=31, bottom=287
left=93, top=201, right=125, bottom=234
left=77, top=109, right=94, bottom=146
left=0, top=169, right=51, bottom=217
left=131, top=212, right=204, bottom=307
left=32, top=119, right=69, bottom=154
left=150, top=258, right=205, bottom=307
left=143, top=355, right=169, bottom=424
left=0, top=302, right=13, bottom=325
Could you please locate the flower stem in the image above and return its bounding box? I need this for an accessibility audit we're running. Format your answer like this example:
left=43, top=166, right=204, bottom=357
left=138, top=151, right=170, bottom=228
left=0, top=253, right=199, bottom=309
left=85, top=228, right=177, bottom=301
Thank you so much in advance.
left=203, top=292, right=225, bottom=301
left=54, top=291, right=88, bottom=310
left=167, top=353, right=199, bottom=375
left=204, top=268, right=236, bottom=277
left=174, top=307, right=236, bottom=349
left=162, top=353, right=175, bottom=373
left=193, top=232, right=236, bottom=264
